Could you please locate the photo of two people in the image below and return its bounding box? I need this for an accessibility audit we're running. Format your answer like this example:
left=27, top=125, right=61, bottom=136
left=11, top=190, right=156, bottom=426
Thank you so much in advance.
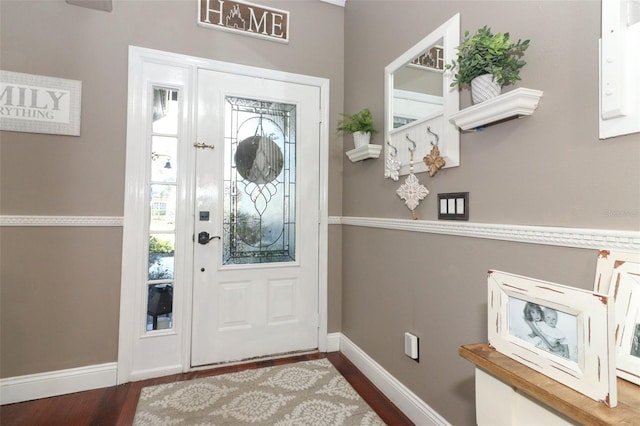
left=508, top=297, right=578, bottom=362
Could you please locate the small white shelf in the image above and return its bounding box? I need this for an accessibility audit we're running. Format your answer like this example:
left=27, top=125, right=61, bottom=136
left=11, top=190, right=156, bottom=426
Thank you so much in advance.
left=346, top=144, right=382, bottom=162
left=450, top=88, right=543, bottom=131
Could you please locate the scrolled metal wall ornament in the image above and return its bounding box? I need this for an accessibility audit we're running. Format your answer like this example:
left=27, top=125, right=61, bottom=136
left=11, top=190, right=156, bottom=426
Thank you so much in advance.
left=396, top=135, right=429, bottom=220
left=384, top=141, right=401, bottom=181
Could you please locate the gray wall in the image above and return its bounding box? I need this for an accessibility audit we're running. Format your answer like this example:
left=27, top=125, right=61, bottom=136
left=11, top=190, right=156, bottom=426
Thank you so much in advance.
left=0, top=0, right=345, bottom=378
left=341, top=1, right=639, bottom=424
left=2, top=1, right=639, bottom=424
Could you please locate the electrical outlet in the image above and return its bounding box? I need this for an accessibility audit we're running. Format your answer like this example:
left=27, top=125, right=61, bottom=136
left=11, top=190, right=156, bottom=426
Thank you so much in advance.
left=404, top=332, right=419, bottom=361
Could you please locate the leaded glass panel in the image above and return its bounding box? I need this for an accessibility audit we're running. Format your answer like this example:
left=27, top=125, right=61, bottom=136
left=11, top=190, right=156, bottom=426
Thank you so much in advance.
left=223, top=96, right=296, bottom=265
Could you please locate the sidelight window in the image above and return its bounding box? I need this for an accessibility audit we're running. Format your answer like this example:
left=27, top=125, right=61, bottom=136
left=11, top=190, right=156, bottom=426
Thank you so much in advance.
left=146, top=87, right=179, bottom=331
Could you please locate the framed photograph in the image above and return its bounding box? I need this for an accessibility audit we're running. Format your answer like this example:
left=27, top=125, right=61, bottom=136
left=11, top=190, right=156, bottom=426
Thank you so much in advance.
left=593, top=249, right=640, bottom=293
left=607, top=261, right=640, bottom=385
left=488, top=270, right=617, bottom=407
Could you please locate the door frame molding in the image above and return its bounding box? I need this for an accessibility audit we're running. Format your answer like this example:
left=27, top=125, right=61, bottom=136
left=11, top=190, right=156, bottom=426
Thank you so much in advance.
left=118, top=46, right=330, bottom=384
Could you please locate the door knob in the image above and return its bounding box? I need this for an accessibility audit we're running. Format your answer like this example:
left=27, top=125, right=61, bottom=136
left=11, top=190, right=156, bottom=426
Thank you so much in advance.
left=197, top=231, right=220, bottom=245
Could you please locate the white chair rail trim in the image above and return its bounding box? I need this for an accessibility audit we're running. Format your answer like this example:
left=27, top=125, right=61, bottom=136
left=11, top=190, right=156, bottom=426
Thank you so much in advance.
left=2, top=215, right=638, bottom=251
left=0, top=215, right=123, bottom=227
left=330, top=216, right=640, bottom=251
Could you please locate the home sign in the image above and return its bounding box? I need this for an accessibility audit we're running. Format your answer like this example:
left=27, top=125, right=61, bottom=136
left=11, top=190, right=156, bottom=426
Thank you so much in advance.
left=198, top=0, right=289, bottom=43
left=411, top=46, right=444, bottom=71
left=0, top=70, right=82, bottom=136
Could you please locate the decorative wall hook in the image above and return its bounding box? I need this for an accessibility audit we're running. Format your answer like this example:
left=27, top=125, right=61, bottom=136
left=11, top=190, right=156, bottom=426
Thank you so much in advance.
left=406, top=134, right=417, bottom=151
left=384, top=141, right=400, bottom=181
left=423, top=127, right=445, bottom=177
left=387, top=140, right=398, bottom=156
left=427, top=126, right=440, bottom=146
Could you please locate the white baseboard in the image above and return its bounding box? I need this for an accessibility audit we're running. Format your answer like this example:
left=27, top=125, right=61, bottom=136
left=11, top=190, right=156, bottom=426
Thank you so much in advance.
left=326, top=332, right=341, bottom=352
left=128, top=364, right=184, bottom=382
left=0, top=362, right=117, bottom=405
left=339, top=334, right=451, bottom=426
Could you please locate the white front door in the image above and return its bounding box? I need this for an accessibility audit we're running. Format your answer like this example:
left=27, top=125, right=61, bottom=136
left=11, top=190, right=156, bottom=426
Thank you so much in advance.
left=191, top=69, right=321, bottom=366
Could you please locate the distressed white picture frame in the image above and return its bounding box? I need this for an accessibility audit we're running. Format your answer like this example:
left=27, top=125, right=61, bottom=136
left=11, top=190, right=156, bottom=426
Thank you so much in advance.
left=0, top=70, right=82, bottom=136
left=488, top=270, right=617, bottom=407
left=593, top=249, right=640, bottom=293
left=607, top=261, right=640, bottom=385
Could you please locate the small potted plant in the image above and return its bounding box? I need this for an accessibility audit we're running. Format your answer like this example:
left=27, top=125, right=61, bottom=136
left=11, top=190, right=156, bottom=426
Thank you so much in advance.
left=446, top=26, right=530, bottom=103
left=336, top=108, right=378, bottom=149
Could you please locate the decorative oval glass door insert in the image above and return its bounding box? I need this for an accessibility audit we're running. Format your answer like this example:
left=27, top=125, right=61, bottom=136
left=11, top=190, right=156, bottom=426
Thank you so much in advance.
left=224, top=96, right=296, bottom=265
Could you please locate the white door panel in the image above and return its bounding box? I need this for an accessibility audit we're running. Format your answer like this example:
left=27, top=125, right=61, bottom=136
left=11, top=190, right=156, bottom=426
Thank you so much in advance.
left=191, top=69, right=320, bottom=366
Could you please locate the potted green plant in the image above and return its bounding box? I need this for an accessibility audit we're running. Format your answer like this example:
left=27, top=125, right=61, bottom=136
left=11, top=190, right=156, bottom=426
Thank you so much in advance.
left=446, top=26, right=530, bottom=103
left=336, top=108, right=378, bottom=148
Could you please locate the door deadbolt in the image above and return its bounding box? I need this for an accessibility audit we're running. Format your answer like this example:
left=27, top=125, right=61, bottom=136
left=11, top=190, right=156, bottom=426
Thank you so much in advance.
left=197, top=231, right=220, bottom=245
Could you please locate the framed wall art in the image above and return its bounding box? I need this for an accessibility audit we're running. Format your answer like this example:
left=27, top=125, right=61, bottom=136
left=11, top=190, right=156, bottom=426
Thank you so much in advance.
left=606, top=260, right=640, bottom=385
left=0, top=70, right=82, bottom=136
left=487, top=270, right=617, bottom=407
left=198, top=0, right=290, bottom=43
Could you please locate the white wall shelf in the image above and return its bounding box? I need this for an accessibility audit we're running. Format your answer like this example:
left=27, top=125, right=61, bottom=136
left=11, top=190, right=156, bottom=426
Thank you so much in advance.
left=450, top=88, right=543, bottom=131
left=346, top=144, right=382, bottom=162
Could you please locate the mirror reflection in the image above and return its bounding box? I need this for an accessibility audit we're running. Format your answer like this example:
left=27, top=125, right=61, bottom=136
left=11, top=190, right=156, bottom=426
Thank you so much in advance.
left=392, top=40, right=444, bottom=129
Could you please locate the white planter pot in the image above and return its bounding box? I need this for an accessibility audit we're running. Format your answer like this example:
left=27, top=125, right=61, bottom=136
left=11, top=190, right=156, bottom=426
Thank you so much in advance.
left=352, top=131, right=371, bottom=149
left=471, top=74, right=502, bottom=104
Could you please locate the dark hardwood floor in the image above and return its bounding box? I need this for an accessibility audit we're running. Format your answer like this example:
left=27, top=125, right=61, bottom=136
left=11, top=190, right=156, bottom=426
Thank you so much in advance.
left=1, top=352, right=413, bottom=425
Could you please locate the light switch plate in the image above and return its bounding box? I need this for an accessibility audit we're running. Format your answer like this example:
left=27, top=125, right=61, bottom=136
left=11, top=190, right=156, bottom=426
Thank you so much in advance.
left=438, top=192, right=469, bottom=221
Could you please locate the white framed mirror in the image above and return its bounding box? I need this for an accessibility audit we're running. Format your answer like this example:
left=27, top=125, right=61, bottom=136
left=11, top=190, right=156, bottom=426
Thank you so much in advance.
left=384, top=13, right=460, bottom=177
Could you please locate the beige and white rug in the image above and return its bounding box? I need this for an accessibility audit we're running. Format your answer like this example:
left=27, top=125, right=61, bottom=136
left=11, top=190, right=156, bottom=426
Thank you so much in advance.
left=133, top=358, right=386, bottom=425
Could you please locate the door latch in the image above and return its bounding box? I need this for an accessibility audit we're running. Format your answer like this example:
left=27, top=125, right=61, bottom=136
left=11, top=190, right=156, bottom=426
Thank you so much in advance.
left=197, top=231, right=220, bottom=245
left=194, top=142, right=215, bottom=150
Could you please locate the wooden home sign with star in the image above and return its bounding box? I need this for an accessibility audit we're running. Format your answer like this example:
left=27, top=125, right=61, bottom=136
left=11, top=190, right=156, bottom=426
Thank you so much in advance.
left=198, top=0, right=289, bottom=43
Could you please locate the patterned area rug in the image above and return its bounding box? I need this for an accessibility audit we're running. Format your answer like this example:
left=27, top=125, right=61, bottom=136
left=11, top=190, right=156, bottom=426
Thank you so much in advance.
left=133, top=358, right=386, bottom=425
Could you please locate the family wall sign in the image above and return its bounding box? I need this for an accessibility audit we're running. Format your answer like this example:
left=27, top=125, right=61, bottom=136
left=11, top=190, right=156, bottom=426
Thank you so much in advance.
left=0, top=70, right=82, bottom=136
left=198, top=0, right=289, bottom=43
